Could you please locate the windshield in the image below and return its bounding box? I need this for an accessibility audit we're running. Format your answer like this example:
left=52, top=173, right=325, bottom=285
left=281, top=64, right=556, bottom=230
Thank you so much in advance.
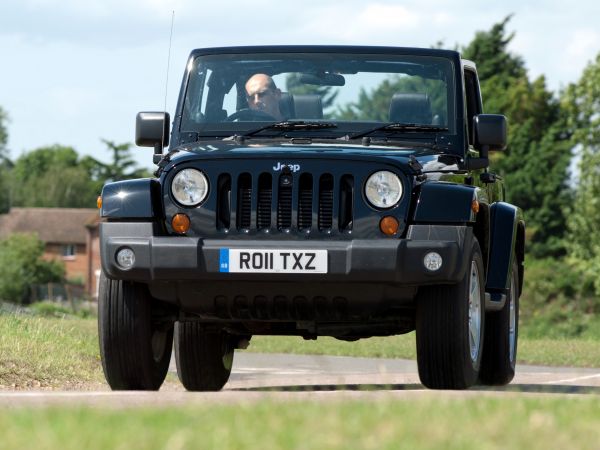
left=181, top=52, right=456, bottom=138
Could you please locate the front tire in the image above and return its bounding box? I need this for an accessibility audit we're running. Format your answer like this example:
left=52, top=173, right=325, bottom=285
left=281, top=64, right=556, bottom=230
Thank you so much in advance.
left=175, top=322, right=234, bottom=391
left=416, top=238, right=485, bottom=389
left=479, top=260, right=520, bottom=385
left=98, top=273, right=173, bottom=390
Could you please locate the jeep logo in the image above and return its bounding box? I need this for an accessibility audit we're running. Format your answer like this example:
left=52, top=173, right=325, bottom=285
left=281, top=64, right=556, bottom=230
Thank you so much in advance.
left=272, top=162, right=300, bottom=172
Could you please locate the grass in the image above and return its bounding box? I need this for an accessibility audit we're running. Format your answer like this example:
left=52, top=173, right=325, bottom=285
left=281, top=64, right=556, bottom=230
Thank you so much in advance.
left=1, top=397, right=600, bottom=449
left=0, top=313, right=103, bottom=389
left=247, top=334, right=417, bottom=359
left=1, top=308, right=599, bottom=390
left=247, top=333, right=600, bottom=368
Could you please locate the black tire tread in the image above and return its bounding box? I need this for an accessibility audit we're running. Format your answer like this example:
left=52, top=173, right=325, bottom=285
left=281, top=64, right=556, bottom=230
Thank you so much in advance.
left=175, top=322, right=234, bottom=391
left=98, top=273, right=172, bottom=390
left=416, top=240, right=484, bottom=390
left=479, top=260, right=519, bottom=385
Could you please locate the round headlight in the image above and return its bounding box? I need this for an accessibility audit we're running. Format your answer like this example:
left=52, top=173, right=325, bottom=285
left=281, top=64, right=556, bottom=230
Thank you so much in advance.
left=171, top=169, right=209, bottom=206
left=365, top=171, right=403, bottom=209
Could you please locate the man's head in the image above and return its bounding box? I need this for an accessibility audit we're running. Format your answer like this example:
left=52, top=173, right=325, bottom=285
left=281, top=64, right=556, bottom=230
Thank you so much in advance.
left=245, top=73, right=283, bottom=120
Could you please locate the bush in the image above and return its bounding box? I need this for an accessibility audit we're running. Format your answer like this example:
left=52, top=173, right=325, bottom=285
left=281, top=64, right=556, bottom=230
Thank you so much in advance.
left=29, top=300, right=96, bottom=319
left=0, top=233, right=65, bottom=303
left=520, top=257, right=600, bottom=339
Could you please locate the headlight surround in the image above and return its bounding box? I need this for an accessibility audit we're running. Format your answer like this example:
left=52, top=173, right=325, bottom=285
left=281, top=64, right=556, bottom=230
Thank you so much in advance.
left=171, top=169, right=209, bottom=206
left=365, top=171, right=403, bottom=209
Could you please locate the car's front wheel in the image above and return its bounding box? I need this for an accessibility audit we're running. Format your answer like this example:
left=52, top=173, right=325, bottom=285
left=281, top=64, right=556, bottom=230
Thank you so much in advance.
left=175, top=322, right=234, bottom=391
left=416, top=238, right=485, bottom=389
left=98, top=273, right=173, bottom=390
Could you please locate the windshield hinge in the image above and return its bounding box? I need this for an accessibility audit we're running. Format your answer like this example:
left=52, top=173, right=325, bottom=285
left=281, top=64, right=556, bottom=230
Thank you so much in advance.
left=409, top=155, right=423, bottom=173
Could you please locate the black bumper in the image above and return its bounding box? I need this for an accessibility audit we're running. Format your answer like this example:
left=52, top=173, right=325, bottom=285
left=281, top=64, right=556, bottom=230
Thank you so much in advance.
left=100, top=222, right=473, bottom=285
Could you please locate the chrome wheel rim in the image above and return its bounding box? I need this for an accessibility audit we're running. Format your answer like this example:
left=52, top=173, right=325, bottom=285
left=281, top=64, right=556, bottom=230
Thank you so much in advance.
left=509, top=274, right=517, bottom=365
left=468, top=261, right=482, bottom=363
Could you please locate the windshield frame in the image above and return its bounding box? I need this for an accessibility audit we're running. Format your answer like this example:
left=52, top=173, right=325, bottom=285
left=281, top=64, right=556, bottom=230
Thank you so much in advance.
left=171, top=46, right=465, bottom=154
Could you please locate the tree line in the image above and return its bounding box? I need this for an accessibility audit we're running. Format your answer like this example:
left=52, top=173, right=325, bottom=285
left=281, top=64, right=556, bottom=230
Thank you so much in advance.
left=0, top=137, right=149, bottom=213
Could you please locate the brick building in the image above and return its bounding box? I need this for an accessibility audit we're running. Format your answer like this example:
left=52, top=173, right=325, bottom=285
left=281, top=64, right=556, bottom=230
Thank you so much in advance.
left=0, top=207, right=101, bottom=298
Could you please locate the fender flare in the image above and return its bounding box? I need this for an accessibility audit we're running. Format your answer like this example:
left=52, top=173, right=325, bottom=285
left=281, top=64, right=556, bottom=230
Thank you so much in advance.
left=486, top=202, right=525, bottom=297
left=100, top=178, right=161, bottom=219
left=412, top=182, right=484, bottom=223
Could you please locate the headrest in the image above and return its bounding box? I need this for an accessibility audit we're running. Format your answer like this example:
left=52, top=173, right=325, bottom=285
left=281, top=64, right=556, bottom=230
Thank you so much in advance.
left=389, top=93, right=432, bottom=124
left=293, top=94, right=323, bottom=119
left=279, top=92, right=295, bottom=120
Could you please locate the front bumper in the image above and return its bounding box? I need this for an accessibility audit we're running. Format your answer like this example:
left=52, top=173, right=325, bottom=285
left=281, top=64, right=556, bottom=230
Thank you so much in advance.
left=100, top=222, right=473, bottom=285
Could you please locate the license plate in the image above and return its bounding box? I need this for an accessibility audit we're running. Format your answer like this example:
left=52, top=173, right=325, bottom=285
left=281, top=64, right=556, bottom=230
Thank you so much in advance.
left=219, top=249, right=327, bottom=273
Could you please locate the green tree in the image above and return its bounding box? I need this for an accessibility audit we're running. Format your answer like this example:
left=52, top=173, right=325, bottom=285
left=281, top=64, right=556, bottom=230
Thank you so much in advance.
left=335, top=76, right=448, bottom=122
left=0, top=107, right=12, bottom=213
left=11, top=145, right=103, bottom=208
left=563, top=53, right=600, bottom=293
left=99, top=139, right=150, bottom=182
left=0, top=233, right=64, bottom=303
left=0, top=106, right=8, bottom=159
left=462, top=17, right=571, bottom=257
left=285, top=73, right=339, bottom=115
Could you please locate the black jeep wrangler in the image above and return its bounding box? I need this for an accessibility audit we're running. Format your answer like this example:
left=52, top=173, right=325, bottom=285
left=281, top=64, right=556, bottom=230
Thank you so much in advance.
left=98, top=46, right=525, bottom=391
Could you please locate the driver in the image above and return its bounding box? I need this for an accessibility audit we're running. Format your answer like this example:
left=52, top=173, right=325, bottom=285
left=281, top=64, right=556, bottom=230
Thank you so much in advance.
left=245, top=74, right=284, bottom=120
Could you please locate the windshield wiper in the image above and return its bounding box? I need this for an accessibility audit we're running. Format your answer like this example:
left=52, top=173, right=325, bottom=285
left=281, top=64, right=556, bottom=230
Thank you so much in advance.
left=228, top=121, right=338, bottom=139
left=347, top=123, right=449, bottom=140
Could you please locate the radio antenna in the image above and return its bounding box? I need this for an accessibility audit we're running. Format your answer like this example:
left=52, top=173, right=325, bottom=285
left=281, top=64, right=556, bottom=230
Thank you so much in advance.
left=160, top=10, right=175, bottom=153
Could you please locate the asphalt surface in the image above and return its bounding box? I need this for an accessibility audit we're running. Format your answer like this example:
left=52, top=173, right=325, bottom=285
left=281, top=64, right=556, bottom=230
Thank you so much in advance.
left=1, top=353, right=599, bottom=408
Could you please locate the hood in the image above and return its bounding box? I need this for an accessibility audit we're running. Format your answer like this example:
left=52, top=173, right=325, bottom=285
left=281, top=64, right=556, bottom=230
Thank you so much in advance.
left=159, top=140, right=461, bottom=175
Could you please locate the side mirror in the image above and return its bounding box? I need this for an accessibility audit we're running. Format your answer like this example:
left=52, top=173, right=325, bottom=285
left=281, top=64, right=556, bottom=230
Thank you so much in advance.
left=136, top=111, right=170, bottom=147
left=473, top=114, right=507, bottom=152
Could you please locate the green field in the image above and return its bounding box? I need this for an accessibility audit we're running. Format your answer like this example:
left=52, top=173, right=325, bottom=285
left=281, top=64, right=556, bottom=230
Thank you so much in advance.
left=0, top=314, right=103, bottom=389
left=249, top=334, right=600, bottom=368
left=1, top=397, right=600, bottom=449
left=1, top=312, right=599, bottom=390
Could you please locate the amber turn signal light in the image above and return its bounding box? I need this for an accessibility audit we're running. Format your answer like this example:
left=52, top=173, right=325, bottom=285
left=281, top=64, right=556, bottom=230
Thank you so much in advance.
left=172, top=213, right=191, bottom=234
left=97, top=196, right=102, bottom=209
left=380, top=216, right=399, bottom=236
left=472, top=200, right=480, bottom=214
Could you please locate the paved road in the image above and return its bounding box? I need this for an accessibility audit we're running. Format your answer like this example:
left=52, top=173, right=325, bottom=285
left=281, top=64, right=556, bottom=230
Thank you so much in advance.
left=1, top=353, right=599, bottom=407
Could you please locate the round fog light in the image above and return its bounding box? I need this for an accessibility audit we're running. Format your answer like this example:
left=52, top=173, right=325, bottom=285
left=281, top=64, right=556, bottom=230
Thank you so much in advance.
left=116, top=248, right=135, bottom=269
left=424, top=252, right=443, bottom=271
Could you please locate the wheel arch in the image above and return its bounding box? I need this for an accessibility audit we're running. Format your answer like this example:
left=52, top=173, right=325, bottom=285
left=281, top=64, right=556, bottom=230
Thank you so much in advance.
left=100, top=178, right=162, bottom=219
left=412, top=182, right=481, bottom=223
left=486, top=202, right=524, bottom=296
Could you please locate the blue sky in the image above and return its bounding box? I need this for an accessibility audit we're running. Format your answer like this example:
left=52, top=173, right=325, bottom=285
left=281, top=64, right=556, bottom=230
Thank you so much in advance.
left=1, top=0, right=599, bottom=169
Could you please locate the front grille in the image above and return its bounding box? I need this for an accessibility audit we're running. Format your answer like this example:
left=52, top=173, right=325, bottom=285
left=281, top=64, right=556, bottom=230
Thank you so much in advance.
left=318, top=174, right=334, bottom=231
left=277, top=174, right=293, bottom=229
left=257, top=174, right=272, bottom=229
left=217, top=171, right=354, bottom=233
left=298, top=174, right=313, bottom=230
left=237, top=173, right=252, bottom=229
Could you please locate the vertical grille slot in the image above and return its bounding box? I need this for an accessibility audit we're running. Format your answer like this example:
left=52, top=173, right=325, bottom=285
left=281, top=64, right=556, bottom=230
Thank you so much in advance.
left=318, top=174, right=334, bottom=231
left=257, top=173, right=272, bottom=229
left=216, top=174, right=231, bottom=230
left=298, top=174, right=313, bottom=230
left=339, top=175, right=354, bottom=232
left=237, top=173, right=252, bottom=229
left=277, top=173, right=293, bottom=229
